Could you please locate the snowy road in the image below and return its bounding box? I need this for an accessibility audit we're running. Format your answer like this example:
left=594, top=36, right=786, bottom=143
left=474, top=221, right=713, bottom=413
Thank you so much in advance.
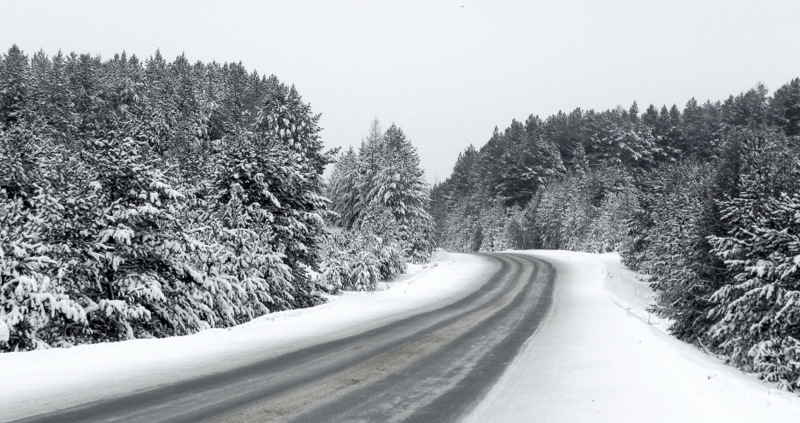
left=467, top=251, right=800, bottom=422
left=8, top=253, right=554, bottom=423
left=6, top=251, right=800, bottom=423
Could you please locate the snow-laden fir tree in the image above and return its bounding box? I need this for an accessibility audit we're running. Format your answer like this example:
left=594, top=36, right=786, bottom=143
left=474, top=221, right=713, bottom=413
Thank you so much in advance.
left=73, top=133, right=198, bottom=340
left=327, top=120, right=434, bottom=262
left=624, top=162, right=720, bottom=343
left=371, top=124, right=434, bottom=262
left=0, top=128, right=86, bottom=350
left=322, top=119, right=434, bottom=291
left=709, top=189, right=800, bottom=390
left=249, top=80, right=332, bottom=302
left=707, top=129, right=800, bottom=390
left=327, top=147, right=359, bottom=227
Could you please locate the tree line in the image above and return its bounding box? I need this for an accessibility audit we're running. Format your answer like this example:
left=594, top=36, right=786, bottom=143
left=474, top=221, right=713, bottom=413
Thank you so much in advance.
left=432, top=78, right=800, bottom=390
left=0, top=45, right=338, bottom=351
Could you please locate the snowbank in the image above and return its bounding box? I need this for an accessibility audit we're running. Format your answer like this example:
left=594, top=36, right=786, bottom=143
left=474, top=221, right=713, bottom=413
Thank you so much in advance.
left=466, top=250, right=800, bottom=423
left=594, top=252, right=669, bottom=331
left=0, top=250, right=497, bottom=421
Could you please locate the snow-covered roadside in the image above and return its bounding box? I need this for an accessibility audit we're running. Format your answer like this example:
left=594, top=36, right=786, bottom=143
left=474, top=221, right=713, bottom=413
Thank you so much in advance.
left=467, top=250, right=800, bottom=423
left=0, top=251, right=497, bottom=422
left=594, top=252, right=669, bottom=331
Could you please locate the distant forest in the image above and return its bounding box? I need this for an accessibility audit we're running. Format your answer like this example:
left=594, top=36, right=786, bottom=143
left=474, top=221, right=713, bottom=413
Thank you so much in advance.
left=0, top=45, right=432, bottom=352
left=432, top=78, right=800, bottom=390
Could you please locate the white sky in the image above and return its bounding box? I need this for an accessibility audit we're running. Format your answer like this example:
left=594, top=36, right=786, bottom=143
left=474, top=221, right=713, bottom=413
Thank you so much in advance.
left=2, top=0, right=800, bottom=183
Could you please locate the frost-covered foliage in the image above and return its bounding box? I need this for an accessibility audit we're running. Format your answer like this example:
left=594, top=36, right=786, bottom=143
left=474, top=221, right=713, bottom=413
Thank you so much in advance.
left=510, top=167, right=636, bottom=253
left=586, top=107, right=662, bottom=168
left=433, top=79, right=800, bottom=389
left=0, top=46, right=332, bottom=351
left=319, top=215, right=406, bottom=292
left=621, top=162, right=721, bottom=343
left=622, top=128, right=800, bottom=388
left=709, top=190, right=800, bottom=389
left=707, top=130, right=800, bottom=389
left=324, top=119, right=434, bottom=288
left=0, top=190, right=87, bottom=350
left=327, top=147, right=359, bottom=229
left=0, top=126, right=90, bottom=350
left=376, top=125, right=435, bottom=262
left=436, top=163, right=636, bottom=254
left=432, top=115, right=567, bottom=252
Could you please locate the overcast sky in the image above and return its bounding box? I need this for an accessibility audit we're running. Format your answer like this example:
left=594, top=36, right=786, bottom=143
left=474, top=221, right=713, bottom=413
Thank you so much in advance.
left=3, top=0, right=800, bottom=183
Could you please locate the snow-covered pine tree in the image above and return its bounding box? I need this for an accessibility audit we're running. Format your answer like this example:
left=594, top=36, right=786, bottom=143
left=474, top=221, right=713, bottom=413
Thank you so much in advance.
left=369, top=124, right=434, bottom=262
left=0, top=128, right=87, bottom=351
left=320, top=119, right=435, bottom=291
left=581, top=184, right=639, bottom=253
left=327, top=147, right=359, bottom=227
left=707, top=129, right=800, bottom=390
left=74, top=134, right=200, bottom=341
left=769, top=78, right=800, bottom=137
left=504, top=204, right=526, bottom=250
left=477, top=202, right=511, bottom=252
left=587, top=108, right=658, bottom=170
left=0, top=45, right=29, bottom=128
left=709, top=188, right=800, bottom=390
left=351, top=119, right=385, bottom=228
left=618, top=160, right=722, bottom=344
left=250, top=80, right=332, bottom=304
left=212, top=139, right=307, bottom=313
left=439, top=199, right=480, bottom=252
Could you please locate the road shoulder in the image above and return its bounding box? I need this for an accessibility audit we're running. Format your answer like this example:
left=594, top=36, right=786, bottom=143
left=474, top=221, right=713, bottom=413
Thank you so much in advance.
left=465, top=250, right=800, bottom=423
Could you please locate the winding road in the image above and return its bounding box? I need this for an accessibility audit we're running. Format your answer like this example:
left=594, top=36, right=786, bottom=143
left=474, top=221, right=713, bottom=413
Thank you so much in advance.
left=13, top=253, right=554, bottom=423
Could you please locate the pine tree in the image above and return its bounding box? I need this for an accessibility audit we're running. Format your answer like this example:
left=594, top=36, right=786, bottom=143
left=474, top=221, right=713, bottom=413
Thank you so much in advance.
left=0, top=128, right=87, bottom=350
left=327, top=147, right=359, bottom=227
left=371, top=124, right=434, bottom=261
left=0, top=45, right=29, bottom=127
left=707, top=129, right=800, bottom=389
left=770, top=78, right=800, bottom=137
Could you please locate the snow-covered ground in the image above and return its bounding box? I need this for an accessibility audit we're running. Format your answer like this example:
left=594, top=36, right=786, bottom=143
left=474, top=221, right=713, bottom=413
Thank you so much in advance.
left=4, top=250, right=800, bottom=422
left=466, top=250, right=800, bottom=422
left=0, top=251, right=497, bottom=421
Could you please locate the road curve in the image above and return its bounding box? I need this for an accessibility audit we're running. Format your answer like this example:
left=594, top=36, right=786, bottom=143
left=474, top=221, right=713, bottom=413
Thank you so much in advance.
left=13, top=253, right=554, bottom=423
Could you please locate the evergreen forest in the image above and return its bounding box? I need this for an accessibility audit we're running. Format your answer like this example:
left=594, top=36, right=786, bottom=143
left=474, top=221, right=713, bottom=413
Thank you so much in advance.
left=4, top=40, right=800, bottom=394
left=0, top=45, right=433, bottom=351
left=432, top=78, right=800, bottom=389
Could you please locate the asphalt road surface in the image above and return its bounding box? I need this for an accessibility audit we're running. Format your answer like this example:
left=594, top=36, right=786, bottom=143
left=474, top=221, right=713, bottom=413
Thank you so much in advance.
left=14, top=253, right=554, bottom=423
